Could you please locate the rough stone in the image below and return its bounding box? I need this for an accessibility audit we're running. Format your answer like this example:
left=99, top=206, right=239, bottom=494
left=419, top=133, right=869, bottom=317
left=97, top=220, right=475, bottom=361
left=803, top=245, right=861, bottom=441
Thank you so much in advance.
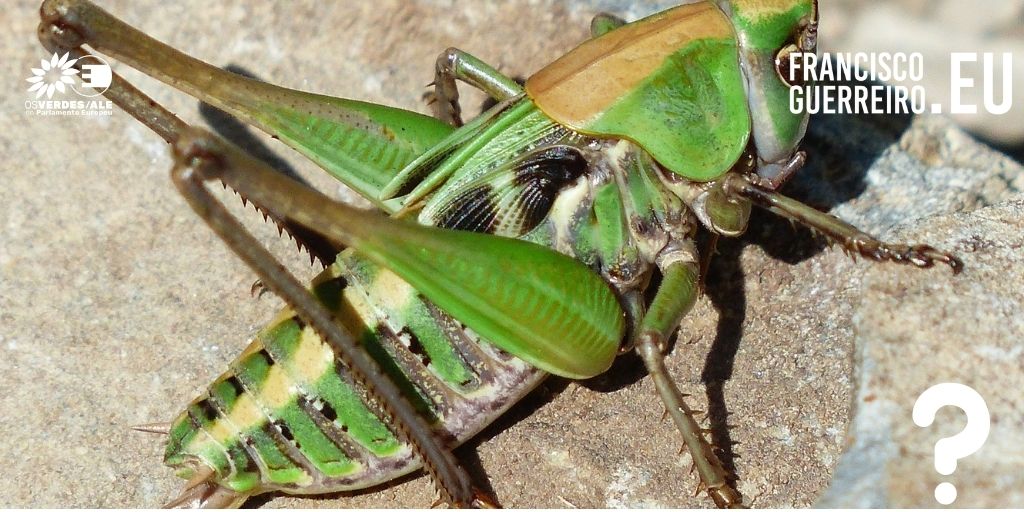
left=817, top=199, right=1024, bottom=507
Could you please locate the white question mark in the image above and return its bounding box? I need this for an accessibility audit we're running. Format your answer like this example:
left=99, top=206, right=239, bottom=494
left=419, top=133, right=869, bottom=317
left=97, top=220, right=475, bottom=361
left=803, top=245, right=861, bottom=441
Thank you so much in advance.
left=912, top=383, right=990, bottom=505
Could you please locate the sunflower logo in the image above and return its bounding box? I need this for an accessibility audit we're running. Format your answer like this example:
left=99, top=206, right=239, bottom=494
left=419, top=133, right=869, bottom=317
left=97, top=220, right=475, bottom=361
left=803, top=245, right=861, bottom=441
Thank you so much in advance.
left=26, top=52, right=80, bottom=99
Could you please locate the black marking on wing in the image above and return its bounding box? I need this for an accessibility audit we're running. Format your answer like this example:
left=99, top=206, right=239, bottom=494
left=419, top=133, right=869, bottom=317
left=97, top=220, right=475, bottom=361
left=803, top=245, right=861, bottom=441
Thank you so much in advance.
left=509, top=146, right=588, bottom=232
left=433, top=145, right=588, bottom=236
left=435, top=185, right=500, bottom=233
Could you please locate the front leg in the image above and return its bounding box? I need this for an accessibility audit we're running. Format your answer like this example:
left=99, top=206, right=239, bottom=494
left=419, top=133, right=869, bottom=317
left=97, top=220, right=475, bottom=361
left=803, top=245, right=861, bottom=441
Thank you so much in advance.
left=634, top=246, right=744, bottom=508
left=722, top=174, right=963, bottom=273
left=430, top=48, right=523, bottom=126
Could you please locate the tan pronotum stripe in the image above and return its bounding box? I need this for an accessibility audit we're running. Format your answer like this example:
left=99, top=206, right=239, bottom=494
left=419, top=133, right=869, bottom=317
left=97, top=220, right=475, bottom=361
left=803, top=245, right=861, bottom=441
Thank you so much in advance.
left=526, top=1, right=733, bottom=127
left=730, top=0, right=801, bottom=21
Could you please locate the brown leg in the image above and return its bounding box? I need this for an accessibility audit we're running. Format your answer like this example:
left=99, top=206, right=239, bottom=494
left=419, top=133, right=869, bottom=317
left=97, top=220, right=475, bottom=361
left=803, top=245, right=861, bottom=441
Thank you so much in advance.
left=723, top=174, right=963, bottom=273
left=170, top=131, right=491, bottom=507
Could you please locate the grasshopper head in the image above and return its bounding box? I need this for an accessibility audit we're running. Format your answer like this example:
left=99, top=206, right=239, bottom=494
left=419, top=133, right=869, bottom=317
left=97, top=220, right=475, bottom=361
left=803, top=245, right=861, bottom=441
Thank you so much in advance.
left=721, top=0, right=818, bottom=187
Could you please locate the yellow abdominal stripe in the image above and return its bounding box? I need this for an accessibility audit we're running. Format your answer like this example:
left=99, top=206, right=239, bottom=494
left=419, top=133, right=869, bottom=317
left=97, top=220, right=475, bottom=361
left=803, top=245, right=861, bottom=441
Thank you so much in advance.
left=188, top=327, right=336, bottom=448
left=367, top=268, right=414, bottom=310
left=290, top=327, right=335, bottom=388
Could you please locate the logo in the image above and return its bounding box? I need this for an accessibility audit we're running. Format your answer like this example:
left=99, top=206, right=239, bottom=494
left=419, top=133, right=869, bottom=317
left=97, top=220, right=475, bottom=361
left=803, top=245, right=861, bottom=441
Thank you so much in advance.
left=784, top=52, right=1014, bottom=116
left=24, top=52, right=114, bottom=117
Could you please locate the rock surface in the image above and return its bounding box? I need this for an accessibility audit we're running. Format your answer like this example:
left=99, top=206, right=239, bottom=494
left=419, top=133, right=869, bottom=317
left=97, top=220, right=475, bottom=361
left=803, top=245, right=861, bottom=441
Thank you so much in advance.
left=818, top=199, right=1024, bottom=508
left=2, top=0, right=1022, bottom=509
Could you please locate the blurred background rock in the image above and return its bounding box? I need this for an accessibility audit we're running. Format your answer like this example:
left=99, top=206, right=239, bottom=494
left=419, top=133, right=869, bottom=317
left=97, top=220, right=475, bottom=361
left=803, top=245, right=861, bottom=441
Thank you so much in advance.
left=822, top=0, right=1023, bottom=157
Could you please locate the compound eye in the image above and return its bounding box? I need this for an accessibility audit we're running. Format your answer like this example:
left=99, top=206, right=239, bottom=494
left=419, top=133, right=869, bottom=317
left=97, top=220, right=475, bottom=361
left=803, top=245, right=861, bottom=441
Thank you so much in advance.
left=774, top=44, right=803, bottom=87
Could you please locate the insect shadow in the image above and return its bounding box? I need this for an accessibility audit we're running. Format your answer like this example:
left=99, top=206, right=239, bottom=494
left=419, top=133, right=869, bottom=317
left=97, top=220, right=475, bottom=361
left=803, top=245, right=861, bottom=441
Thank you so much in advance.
left=201, top=65, right=912, bottom=503
left=199, top=65, right=341, bottom=267
left=199, top=66, right=303, bottom=185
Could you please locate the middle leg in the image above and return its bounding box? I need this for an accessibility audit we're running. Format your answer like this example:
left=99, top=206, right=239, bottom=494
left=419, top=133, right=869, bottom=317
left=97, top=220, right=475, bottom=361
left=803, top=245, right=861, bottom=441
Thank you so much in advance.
left=430, top=48, right=524, bottom=126
left=634, top=244, right=744, bottom=508
left=429, top=8, right=631, bottom=125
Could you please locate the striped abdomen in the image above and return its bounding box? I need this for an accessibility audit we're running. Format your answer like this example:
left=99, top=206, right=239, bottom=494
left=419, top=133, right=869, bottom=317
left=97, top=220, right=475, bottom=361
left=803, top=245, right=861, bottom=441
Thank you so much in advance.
left=164, top=250, right=545, bottom=497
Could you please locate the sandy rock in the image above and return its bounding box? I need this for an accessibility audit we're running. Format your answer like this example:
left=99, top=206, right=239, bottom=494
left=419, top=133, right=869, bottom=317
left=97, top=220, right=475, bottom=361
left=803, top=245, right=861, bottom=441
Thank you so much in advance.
left=818, top=200, right=1024, bottom=507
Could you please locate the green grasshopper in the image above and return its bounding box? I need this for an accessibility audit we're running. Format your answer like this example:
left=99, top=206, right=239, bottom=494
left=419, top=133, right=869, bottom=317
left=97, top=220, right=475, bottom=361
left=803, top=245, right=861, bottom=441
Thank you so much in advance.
left=39, top=0, right=962, bottom=508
